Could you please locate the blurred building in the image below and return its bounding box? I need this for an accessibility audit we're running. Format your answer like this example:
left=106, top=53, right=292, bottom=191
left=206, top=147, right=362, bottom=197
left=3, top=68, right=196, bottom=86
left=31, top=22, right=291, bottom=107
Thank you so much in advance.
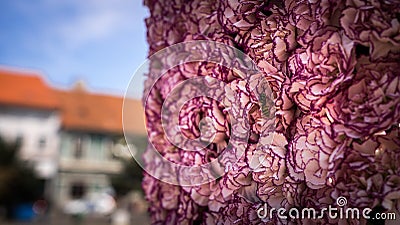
left=0, top=70, right=60, bottom=188
left=0, top=68, right=146, bottom=210
left=54, top=84, right=145, bottom=207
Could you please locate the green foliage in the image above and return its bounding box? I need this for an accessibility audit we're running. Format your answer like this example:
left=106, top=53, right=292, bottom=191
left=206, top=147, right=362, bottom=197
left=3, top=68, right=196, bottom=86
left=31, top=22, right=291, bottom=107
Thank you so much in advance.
left=110, top=158, right=144, bottom=198
left=110, top=136, right=147, bottom=198
left=0, top=137, right=43, bottom=206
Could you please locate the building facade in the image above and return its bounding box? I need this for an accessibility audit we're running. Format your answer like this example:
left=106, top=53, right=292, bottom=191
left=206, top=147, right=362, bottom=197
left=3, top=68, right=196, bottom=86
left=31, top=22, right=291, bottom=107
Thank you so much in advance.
left=54, top=87, right=135, bottom=207
left=56, top=131, right=123, bottom=205
left=0, top=70, right=60, bottom=200
left=0, top=68, right=146, bottom=211
left=0, top=106, right=60, bottom=178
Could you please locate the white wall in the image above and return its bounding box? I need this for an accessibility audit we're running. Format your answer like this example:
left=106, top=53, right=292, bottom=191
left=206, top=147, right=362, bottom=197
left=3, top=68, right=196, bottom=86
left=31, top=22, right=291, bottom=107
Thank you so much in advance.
left=0, top=105, right=60, bottom=178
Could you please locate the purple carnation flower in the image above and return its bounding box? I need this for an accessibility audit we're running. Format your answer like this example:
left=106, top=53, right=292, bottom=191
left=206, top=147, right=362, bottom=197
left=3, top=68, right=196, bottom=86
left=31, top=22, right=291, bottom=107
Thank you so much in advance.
left=142, top=0, right=400, bottom=224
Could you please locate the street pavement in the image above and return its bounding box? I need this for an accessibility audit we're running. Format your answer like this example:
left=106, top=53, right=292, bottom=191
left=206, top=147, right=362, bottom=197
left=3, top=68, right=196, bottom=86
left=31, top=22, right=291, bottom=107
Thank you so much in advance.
left=1, top=212, right=150, bottom=225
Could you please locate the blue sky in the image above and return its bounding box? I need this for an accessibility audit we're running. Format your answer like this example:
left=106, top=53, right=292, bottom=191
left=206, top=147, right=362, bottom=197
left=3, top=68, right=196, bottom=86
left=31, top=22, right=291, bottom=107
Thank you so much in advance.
left=0, top=0, right=149, bottom=99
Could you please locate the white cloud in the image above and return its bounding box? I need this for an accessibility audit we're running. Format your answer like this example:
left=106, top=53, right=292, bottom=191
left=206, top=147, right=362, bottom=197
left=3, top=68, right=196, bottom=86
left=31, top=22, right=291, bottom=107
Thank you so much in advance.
left=12, top=0, right=148, bottom=51
left=52, top=0, right=142, bottom=49
left=5, top=0, right=149, bottom=96
left=56, top=9, right=121, bottom=47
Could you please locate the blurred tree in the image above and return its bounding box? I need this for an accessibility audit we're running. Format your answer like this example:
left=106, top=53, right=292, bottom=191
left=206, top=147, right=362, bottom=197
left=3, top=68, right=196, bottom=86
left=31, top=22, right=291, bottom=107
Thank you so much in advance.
left=0, top=136, right=43, bottom=219
left=110, top=136, right=147, bottom=198
left=111, top=158, right=144, bottom=198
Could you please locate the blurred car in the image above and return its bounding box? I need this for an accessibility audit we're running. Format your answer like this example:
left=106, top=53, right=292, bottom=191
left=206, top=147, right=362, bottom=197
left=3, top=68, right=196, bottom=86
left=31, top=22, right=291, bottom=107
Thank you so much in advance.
left=63, top=192, right=116, bottom=216
left=63, top=199, right=88, bottom=215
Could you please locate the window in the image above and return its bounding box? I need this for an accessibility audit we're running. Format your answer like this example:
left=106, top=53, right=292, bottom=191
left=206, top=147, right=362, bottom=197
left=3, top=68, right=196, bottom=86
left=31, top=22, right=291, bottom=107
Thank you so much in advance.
left=15, top=134, right=23, bottom=146
left=38, top=136, right=46, bottom=149
left=70, top=182, right=86, bottom=199
left=74, top=137, right=83, bottom=159
left=90, top=135, right=104, bottom=160
left=94, top=183, right=101, bottom=191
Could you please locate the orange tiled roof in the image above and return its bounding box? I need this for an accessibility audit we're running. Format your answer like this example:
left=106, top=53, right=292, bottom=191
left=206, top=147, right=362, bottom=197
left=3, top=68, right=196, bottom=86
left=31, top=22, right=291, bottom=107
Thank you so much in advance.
left=0, top=68, right=146, bottom=135
left=56, top=89, right=146, bottom=135
left=0, top=69, right=58, bottom=109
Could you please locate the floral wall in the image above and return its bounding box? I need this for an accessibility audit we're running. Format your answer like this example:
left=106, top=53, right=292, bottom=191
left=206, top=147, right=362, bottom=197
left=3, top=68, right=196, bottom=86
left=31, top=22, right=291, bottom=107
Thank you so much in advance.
left=141, top=0, right=400, bottom=224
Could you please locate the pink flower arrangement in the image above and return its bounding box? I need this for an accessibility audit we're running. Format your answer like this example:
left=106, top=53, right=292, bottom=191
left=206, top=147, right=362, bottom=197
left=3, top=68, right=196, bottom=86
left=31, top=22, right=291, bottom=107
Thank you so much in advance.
left=142, top=0, right=400, bottom=224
